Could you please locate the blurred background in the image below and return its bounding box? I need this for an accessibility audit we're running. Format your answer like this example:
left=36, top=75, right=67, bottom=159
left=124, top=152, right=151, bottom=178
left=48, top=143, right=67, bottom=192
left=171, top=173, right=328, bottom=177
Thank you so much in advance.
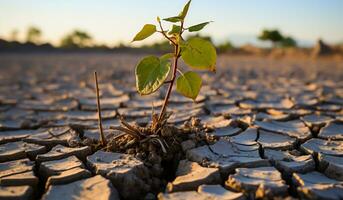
left=0, top=0, right=342, bottom=57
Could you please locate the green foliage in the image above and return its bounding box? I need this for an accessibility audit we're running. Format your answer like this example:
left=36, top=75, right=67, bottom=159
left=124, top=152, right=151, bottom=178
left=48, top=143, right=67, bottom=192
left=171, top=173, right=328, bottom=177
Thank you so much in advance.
left=163, top=0, right=191, bottom=23
left=132, top=0, right=216, bottom=119
left=181, top=38, right=216, bottom=71
left=258, top=29, right=283, bottom=47
left=26, top=26, right=42, bottom=44
left=132, top=24, right=156, bottom=42
left=60, top=30, right=93, bottom=48
left=178, top=0, right=191, bottom=19
left=258, top=29, right=298, bottom=48
left=163, top=16, right=182, bottom=23
left=188, top=22, right=212, bottom=32
left=280, top=36, right=297, bottom=47
left=168, top=25, right=181, bottom=35
left=135, top=56, right=170, bottom=95
left=176, top=71, right=202, bottom=100
left=160, top=53, right=174, bottom=61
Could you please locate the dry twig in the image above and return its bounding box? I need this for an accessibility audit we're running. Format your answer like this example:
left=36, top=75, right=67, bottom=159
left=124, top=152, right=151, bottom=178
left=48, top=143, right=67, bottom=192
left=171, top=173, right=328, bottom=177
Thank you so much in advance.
left=94, top=71, right=106, bottom=146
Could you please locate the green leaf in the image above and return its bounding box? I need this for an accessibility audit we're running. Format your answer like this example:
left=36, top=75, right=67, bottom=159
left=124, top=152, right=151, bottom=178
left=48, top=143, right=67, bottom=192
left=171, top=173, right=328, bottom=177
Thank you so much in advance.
left=181, top=37, right=217, bottom=71
left=160, top=53, right=174, bottom=61
left=188, top=22, right=211, bottom=32
left=132, top=24, right=156, bottom=42
left=135, top=56, right=170, bottom=95
left=163, top=16, right=182, bottom=23
left=179, top=0, right=191, bottom=19
left=168, top=25, right=181, bottom=35
left=163, top=0, right=191, bottom=22
left=176, top=71, right=202, bottom=100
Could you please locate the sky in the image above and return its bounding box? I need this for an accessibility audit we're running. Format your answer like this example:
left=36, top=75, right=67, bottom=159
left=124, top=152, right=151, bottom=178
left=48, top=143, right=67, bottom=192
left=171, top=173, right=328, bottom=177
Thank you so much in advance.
left=0, top=0, right=342, bottom=47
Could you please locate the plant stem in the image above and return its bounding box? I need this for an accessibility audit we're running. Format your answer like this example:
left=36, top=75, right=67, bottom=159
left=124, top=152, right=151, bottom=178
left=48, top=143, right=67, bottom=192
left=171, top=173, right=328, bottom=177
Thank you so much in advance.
left=158, top=44, right=179, bottom=121
left=157, top=21, right=176, bottom=46
left=94, top=71, right=106, bottom=146
left=158, top=19, right=185, bottom=122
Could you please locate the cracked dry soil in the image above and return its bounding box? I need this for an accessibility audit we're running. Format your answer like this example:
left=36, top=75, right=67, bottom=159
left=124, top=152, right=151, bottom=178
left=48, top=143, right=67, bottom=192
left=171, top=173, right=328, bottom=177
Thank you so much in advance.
left=0, top=53, right=343, bottom=200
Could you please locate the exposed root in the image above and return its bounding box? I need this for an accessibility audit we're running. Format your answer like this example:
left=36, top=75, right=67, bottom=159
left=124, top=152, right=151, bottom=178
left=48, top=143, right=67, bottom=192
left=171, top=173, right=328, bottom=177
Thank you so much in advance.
left=106, top=113, right=180, bottom=156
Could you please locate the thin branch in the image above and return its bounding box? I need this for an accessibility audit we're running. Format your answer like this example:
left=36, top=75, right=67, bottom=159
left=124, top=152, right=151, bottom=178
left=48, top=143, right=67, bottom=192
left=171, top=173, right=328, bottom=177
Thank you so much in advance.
left=180, top=21, right=185, bottom=34
left=94, top=71, right=106, bottom=146
left=157, top=21, right=177, bottom=46
left=158, top=45, right=179, bottom=121
left=158, top=18, right=186, bottom=122
left=179, top=20, right=185, bottom=41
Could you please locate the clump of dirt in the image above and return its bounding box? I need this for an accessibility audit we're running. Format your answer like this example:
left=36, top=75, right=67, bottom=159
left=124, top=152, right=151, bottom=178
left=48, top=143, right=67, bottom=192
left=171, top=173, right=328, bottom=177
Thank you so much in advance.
left=105, top=113, right=183, bottom=157
left=99, top=114, right=204, bottom=195
left=103, top=116, right=209, bottom=162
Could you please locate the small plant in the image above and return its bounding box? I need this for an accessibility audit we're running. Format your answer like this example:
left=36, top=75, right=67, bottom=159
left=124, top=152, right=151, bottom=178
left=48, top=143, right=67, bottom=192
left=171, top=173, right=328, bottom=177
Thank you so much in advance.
left=95, top=0, right=217, bottom=152
left=133, top=0, right=216, bottom=124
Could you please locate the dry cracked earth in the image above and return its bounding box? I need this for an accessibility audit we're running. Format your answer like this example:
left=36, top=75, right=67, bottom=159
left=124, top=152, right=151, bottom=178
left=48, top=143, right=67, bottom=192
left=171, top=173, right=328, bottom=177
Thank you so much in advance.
left=0, top=53, right=343, bottom=200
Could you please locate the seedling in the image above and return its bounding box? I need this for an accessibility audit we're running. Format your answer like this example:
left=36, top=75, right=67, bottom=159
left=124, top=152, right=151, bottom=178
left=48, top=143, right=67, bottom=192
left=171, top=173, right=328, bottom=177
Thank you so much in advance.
left=92, top=0, right=216, bottom=156
left=95, top=0, right=216, bottom=150
left=133, top=0, right=216, bottom=124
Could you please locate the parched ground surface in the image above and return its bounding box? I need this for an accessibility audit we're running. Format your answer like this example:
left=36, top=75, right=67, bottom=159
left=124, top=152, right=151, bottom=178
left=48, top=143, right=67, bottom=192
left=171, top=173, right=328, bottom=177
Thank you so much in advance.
left=0, top=53, right=343, bottom=200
